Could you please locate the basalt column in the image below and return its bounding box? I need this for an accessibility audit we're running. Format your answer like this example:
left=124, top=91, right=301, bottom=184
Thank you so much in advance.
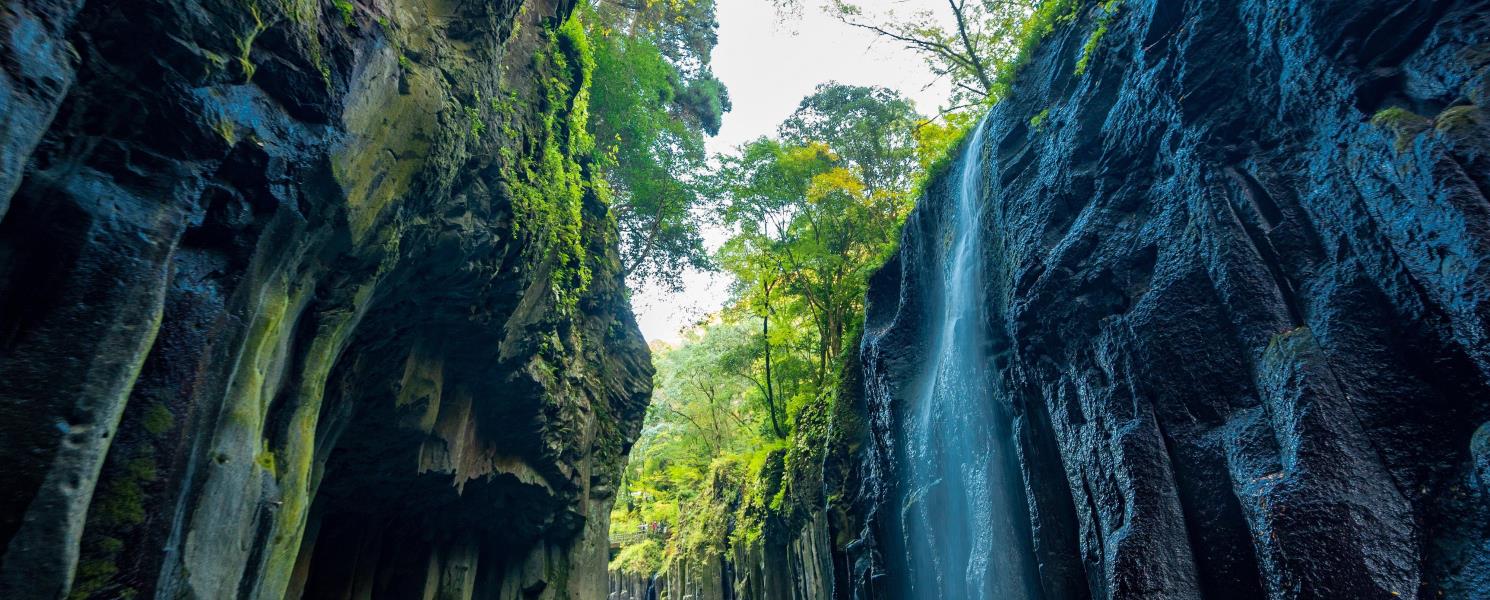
left=0, top=0, right=652, bottom=599
left=854, top=1, right=1490, bottom=598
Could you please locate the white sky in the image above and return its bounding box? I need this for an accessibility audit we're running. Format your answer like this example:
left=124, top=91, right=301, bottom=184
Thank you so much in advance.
left=629, top=0, right=952, bottom=343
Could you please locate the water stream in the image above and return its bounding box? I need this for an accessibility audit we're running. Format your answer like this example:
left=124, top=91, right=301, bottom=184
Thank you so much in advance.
left=902, top=117, right=1043, bottom=599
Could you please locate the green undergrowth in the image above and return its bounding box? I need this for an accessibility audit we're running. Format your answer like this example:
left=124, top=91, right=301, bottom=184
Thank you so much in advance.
left=503, top=15, right=598, bottom=311
left=1030, top=106, right=1052, bottom=130
left=614, top=386, right=851, bottom=579
left=610, top=538, right=665, bottom=575
left=1075, top=0, right=1123, bottom=76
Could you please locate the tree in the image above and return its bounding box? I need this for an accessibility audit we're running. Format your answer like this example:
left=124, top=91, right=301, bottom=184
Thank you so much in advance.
left=583, top=0, right=731, bottom=290
left=779, top=83, right=920, bottom=197
left=829, top=0, right=1038, bottom=107
left=717, top=85, right=921, bottom=384
left=610, top=84, right=938, bottom=574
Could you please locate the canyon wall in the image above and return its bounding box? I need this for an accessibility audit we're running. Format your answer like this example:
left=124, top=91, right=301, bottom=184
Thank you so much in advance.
left=856, top=0, right=1490, bottom=598
left=0, top=0, right=651, bottom=599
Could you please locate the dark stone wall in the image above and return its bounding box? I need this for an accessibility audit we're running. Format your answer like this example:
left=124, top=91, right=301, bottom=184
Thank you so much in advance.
left=0, top=0, right=652, bottom=599
left=855, top=0, right=1490, bottom=598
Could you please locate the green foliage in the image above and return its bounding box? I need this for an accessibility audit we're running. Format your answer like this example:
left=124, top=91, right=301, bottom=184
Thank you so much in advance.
left=610, top=84, right=928, bottom=578
left=610, top=539, right=665, bottom=575
left=465, top=105, right=485, bottom=137
left=910, top=109, right=980, bottom=199
left=717, top=84, right=923, bottom=381
left=582, top=0, right=728, bottom=291
left=1029, top=107, right=1051, bottom=129
left=333, top=0, right=353, bottom=25
left=1074, top=0, right=1122, bottom=76
left=779, top=83, right=920, bottom=194
left=829, top=0, right=1041, bottom=107
left=989, top=0, right=1082, bottom=101
left=503, top=14, right=599, bottom=310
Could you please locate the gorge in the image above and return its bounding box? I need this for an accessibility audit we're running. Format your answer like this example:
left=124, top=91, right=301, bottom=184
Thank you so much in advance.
left=614, top=0, right=1490, bottom=598
left=2, top=0, right=1490, bottom=599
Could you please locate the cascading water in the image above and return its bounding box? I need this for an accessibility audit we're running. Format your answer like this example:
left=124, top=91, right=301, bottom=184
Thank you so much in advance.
left=902, top=117, right=1043, bottom=599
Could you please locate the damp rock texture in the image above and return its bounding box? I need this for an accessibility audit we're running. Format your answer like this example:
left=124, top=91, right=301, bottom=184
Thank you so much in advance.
left=0, top=0, right=652, bottom=599
left=855, top=0, right=1490, bottom=598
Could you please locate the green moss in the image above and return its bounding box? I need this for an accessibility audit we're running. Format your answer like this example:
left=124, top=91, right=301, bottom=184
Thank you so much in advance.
left=253, top=279, right=379, bottom=599
left=234, top=2, right=266, bottom=80
left=1371, top=106, right=1431, bottom=152
left=1030, top=107, right=1051, bottom=130
left=202, top=49, right=229, bottom=77
left=93, top=479, right=145, bottom=529
left=67, top=559, right=120, bottom=600
left=271, top=0, right=331, bottom=87
left=215, top=119, right=238, bottom=145
left=1434, top=105, right=1484, bottom=135
left=256, top=444, right=277, bottom=476
left=332, top=40, right=439, bottom=240
left=124, top=457, right=157, bottom=482
left=502, top=13, right=600, bottom=312
left=142, top=402, right=174, bottom=436
left=96, top=536, right=125, bottom=555
left=333, top=0, right=353, bottom=25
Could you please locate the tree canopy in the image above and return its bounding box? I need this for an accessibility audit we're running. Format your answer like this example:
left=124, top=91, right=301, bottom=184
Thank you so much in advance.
left=598, top=0, right=1081, bottom=581
left=610, top=82, right=937, bottom=575
left=584, top=0, right=731, bottom=291
left=829, top=0, right=1038, bottom=107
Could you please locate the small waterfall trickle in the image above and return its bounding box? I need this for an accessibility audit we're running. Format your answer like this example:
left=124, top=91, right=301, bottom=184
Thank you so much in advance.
left=902, top=117, right=1043, bottom=599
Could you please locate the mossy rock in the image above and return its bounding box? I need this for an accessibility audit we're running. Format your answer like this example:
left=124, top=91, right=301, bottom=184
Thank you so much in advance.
left=1435, top=104, right=1485, bottom=136
left=1371, top=107, right=1431, bottom=152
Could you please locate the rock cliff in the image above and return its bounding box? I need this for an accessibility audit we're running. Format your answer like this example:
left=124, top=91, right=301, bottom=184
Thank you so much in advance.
left=0, top=0, right=651, bottom=599
left=856, top=0, right=1490, bottom=598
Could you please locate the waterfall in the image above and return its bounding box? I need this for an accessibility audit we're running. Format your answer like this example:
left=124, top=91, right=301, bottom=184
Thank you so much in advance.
left=902, top=117, right=1043, bottom=599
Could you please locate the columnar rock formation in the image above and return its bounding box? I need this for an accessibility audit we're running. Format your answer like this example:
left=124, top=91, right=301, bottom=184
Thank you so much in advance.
left=854, top=0, right=1490, bottom=598
left=0, top=1, right=651, bottom=599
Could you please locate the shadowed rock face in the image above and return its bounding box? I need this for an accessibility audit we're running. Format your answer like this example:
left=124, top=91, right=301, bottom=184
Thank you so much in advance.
left=0, top=1, right=652, bottom=599
left=854, top=0, right=1490, bottom=598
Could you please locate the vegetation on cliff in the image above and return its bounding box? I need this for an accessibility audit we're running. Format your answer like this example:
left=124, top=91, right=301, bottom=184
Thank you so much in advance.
left=584, top=0, right=730, bottom=291
left=603, top=0, right=1121, bottom=586
left=608, top=81, right=931, bottom=579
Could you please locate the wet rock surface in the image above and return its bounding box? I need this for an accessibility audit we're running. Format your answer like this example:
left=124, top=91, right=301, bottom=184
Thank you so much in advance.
left=855, top=0, right=1490, bottom=598
left=0, top=0, right=651, bottom=599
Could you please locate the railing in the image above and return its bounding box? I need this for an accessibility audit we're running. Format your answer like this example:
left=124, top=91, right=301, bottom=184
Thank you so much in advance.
left=608, top=527, right=669, bottom=548
left=609, top=531, right=648, bottom=546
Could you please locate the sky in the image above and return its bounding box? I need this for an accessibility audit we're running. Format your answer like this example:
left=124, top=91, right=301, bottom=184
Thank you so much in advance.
left=629, top=0, right=952, bottom=343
